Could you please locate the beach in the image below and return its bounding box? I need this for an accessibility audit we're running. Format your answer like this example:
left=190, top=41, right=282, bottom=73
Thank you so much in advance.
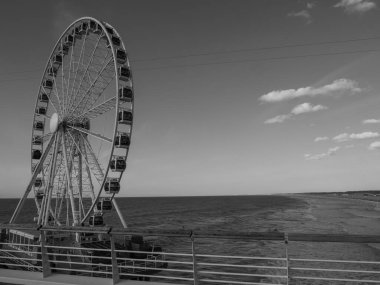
left=289, top=194, right=380, bottom=235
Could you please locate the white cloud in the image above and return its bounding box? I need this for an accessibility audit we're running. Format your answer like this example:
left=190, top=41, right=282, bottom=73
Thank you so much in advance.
left=369, top=141, right=380, bottom=150
left=333, top=131, right=380, bottom=142
left=259, top=79, right=361, bottom=103
left=305, top=146, right=341, bottom=160
left=363, top=119, right=380, bottom=124
left=264, top=114, right=291, bottom=124
left=264, top=103, right=326, bottom=124
left=315, top=136, right=329, bottom=142
left=334, top=0, right=376, bottom=13
left=307, top=2, right=316, bottom=9
left=288, top=10, right=313, bottom=24
left=291, top=103, right=327, bottom=115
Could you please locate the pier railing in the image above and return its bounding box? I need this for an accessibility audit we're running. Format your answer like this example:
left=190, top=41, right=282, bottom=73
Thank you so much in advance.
left=0, top=224, right=380, bottom=284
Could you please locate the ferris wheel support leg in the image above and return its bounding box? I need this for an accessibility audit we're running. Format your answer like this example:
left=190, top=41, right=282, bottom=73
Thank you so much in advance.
left=112, top=198, right=127, bottom=228
left=44, top=131, right=61, bottom=226
left=57, top=186, right=67, bottom=223
left=78, top=152, right=85, bottom=220
left=85, top=160, right=96, bottom=201
left=9, top=134, right=56, bottom=224
left=62, top=133, right=80, bottom=226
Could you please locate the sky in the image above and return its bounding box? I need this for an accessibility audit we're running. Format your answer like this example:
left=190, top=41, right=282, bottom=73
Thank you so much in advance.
left=1, top=0, right=380, bottom=197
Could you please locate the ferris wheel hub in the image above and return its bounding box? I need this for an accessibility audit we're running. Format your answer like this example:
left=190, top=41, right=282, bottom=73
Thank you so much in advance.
left=50, top=113, right=59, bottom=133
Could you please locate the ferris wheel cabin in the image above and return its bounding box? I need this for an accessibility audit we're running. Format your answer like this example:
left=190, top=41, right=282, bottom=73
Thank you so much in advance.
left=52, top=54, right=63, bottom=66
left=36, top=190, right=44, bottom=200
left=64, top=34, right=74, bottom=47
left=96, top=198, right=112, bottom=212
left=42, top=79, right=53, bottom=90
left=32, top=136, right=43, bottom=145
left=58, top=45, right=69, bottom=56
left=35, top=107, right=47, bottom=115
left=32, top=150, right=42, bottom=160
left=118, top=66, right=131, bottom=81
left=110, top=156, right=126, bottom=172
left=78, top=22, right=88, bottom=35
left=89, top=20, right=102, bottom=34
left=39, top=93, right=49, bottom=103
left=34, top=177, right=43, bottom=188
left=104, top=178, right=120, bottom=194
left=118, top=110, right=132, bottom=124
left=119, top=86, right=133, bottom=102
left=115, top=132, right=130, bottom=148
left=89, top=214, right=104, bottom=227
left=105, top=26, right=114, bottom=35
left=33, top=121, right=44, bottom=131
left=47, top=67, right=57, bottom=77
left=116, top=49, right=127, bottom=64
left=71, top=27, right=82, bottom=39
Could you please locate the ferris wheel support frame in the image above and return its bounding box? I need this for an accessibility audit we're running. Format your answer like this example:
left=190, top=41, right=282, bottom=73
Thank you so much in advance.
left=10, top=134, right=56, bottom=223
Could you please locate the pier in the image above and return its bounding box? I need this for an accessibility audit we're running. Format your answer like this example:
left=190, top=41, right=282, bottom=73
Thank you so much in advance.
left=1, top=224, right=380, bottom=284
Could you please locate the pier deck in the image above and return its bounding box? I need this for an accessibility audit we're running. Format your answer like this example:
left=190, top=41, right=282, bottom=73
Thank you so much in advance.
left=0, top=268, right=169, bottom=285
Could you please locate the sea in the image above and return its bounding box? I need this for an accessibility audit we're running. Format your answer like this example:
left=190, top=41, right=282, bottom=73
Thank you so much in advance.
left=0, top=195, right=306, bottom=232
left=1, top=195, right=379, bottom=283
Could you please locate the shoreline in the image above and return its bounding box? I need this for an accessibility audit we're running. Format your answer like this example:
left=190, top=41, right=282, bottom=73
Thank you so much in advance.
left=291, top=194, right=380, bottom=235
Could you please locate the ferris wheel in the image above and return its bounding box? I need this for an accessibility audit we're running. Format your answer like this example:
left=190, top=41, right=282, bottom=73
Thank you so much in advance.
left=10, top=17, right=133, bottom=228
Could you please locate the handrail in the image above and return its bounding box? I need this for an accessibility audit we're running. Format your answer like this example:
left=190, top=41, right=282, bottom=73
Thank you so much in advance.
left=0, top=224, right=380, bottom=285
left=3, top=223, right=380, bottom=242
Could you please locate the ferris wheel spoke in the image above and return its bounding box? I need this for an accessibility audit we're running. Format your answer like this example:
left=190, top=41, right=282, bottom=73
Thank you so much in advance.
left=40, top=86, right=60, bottom=115
left=47, top=61, right=65, bottom=116
left=62, top=42, right=75, bottom=115
left=67, top=125, right=113, bottom=143
left=75, top=65, right=115, bottom=116
left=82, top=134, right=106, bottom=177
left=67, top=56, right=114, bottom=118
left=66, top=32, right=89, bottom=117
left=66, top=33, right=104, bottom=115
left=70, top=96, right=117, bottom=122
left=67, top=131, right=104, bottom=185
left=41, top=84, right=61, bottom=116
left=84, top=159, right=96, bottom=201
left=80, top=136, right=106, bottom=224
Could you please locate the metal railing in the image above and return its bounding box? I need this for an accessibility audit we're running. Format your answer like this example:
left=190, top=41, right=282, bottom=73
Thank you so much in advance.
left=0, top=223, right=379, bottom=284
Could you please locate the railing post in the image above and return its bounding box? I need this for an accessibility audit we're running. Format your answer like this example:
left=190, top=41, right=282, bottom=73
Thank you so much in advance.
left=40, top=230, right=51, bottom=278
left=285, top=233, right=290, bottom=285
left=191, top=231, right=199, bottom=285
left=110, top=234, right=120, bottom=284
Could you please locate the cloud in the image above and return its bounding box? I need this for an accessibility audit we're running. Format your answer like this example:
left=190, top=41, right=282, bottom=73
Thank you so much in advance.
left=333, top=131, right=380, bottom=142
left=291, top=103, right=327, bottom=115
left=259, top=79, right=361, bottom=103
left=334, top=0, right=376, bottom=13
left=305, top=146, right=341, bottom=160
left=369, top=141, right=380, bottom=150
left=307, top=2, right=316, bottom=9
left=315, top=136, right=329, bottom=142
left=288, top=10, right=313, bottom=24
left=265, top=103, right=327, bottom=124
left=363, top=119, right=380, bottom=124
left=264, top=114, right=291, bottom=124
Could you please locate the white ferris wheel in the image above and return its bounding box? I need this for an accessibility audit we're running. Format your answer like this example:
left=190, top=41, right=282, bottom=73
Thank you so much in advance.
left=10, top=17, right=133, bottom=228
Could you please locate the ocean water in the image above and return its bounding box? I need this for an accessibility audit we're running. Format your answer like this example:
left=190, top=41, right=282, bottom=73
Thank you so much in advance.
left=1, top=195, right=379, bottom=283
left=0, top=195, right=306, bottom=231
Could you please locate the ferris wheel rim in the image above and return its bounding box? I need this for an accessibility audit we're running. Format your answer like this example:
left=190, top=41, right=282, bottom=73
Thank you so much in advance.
left=27, top=17, right=133, bottom=227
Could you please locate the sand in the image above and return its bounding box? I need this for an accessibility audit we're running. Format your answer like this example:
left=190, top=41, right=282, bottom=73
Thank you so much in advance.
left=292, top=194, right=380, bottom=236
